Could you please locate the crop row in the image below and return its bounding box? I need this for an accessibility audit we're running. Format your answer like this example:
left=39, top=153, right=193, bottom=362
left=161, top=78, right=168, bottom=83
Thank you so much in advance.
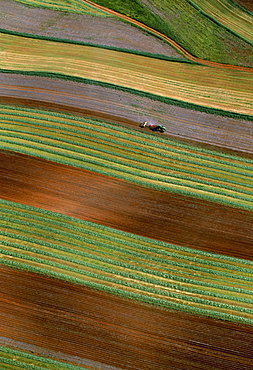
left=0, top=346, right=87, bottom=370
left=1, top=199, right=253, bottom=325
left=1, top=105, right=252, bottom=210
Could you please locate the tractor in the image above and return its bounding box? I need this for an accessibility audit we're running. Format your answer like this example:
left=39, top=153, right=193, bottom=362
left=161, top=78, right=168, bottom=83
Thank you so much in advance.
left=140, top=121, right=166, bottom=133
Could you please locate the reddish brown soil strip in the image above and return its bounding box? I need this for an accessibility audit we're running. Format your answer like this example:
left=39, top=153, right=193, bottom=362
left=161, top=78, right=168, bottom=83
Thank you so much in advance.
left=1, top=80, right=253, bottom=158
left=233, top=0, right=253, bottom=12
left=83, top=0, right=253, bottom=72
left=1, top=265, right=253, bottom=370
left=1, top=150, right=253, bottom=260
left=0, top=0, right=181, bottom=59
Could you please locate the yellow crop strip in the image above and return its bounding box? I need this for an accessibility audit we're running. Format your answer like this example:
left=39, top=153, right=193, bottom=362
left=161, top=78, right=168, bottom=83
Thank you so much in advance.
left=1, top=33, right=253, bottom=115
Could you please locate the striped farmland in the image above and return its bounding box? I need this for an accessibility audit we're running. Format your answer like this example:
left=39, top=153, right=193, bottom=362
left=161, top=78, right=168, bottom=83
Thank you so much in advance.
left=1, top=198, right=253, bottom=325
left=1, top=0, right=253, bottom=367
left=0, top=104, right=253, bottom=211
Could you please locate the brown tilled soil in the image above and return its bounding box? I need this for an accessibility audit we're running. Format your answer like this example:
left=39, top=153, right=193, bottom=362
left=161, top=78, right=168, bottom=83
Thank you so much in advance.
left=1, top=76, right=253, bottom=156
left=0, top=0, right=182, bottom=58
left=1, top=265, right=253, bottom=370
left=1, top=150, right=253, bottom=261
left=233, top=0, right=253, bottom=12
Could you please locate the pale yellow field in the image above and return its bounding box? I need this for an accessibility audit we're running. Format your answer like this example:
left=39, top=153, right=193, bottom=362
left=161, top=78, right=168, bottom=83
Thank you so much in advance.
left=1, top=33, right=253, bottom=115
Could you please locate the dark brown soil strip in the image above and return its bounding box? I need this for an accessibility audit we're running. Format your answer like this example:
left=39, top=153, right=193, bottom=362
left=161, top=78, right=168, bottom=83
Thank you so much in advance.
left=1, top=265, right=253, bottom=370
left=233, top=0, right=253, bottom=12
left=1, top=150, right=252, bottom=260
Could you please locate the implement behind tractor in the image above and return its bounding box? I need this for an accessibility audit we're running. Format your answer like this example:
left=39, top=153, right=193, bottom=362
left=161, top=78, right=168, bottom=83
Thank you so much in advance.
left=140, top=121, right=166, bottom=133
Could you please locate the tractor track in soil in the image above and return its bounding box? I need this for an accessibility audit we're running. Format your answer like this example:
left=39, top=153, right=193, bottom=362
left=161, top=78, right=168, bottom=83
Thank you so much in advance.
left=82, top=0, right=253, bottom=73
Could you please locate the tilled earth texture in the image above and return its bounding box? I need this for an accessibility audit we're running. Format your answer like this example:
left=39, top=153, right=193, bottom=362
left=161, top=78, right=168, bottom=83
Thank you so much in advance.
left=0, top=1, right=253, bottom=369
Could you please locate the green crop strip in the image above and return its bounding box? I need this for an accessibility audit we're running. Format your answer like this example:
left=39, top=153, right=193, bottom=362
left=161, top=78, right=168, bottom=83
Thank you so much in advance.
left=1, top=199, right=253, bottom=325
left=1, top=70, right=252, bottom=122
left=0, top=346, right=89, bottom=370
left=1, top=105, right=253, bottom=211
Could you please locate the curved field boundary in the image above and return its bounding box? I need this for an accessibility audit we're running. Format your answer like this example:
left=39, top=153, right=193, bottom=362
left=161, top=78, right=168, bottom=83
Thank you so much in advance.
left=0, top=347, right=89, bottom=370
left=82, top=0, right=253, bottom=72
left=1, top=199, right=253, bottom=325
left=1, top=34, right=253, bottom=115
left=188, top=0, right=253, bottom=44
left=1, top=104, right=253, bottom=210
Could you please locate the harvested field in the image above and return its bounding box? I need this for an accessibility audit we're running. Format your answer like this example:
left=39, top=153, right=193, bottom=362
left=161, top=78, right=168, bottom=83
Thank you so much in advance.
left=1, top=34, right=253, bottom=114
left=1, top=74, right=253, bottom=154
left=1, top=265, right=253, bottom=370
left=0, top=0, right=183, bottom=59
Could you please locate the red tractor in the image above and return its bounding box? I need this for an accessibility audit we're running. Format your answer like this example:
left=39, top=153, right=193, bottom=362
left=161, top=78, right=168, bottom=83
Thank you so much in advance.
left=140, top=121, right=166, bottom=133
